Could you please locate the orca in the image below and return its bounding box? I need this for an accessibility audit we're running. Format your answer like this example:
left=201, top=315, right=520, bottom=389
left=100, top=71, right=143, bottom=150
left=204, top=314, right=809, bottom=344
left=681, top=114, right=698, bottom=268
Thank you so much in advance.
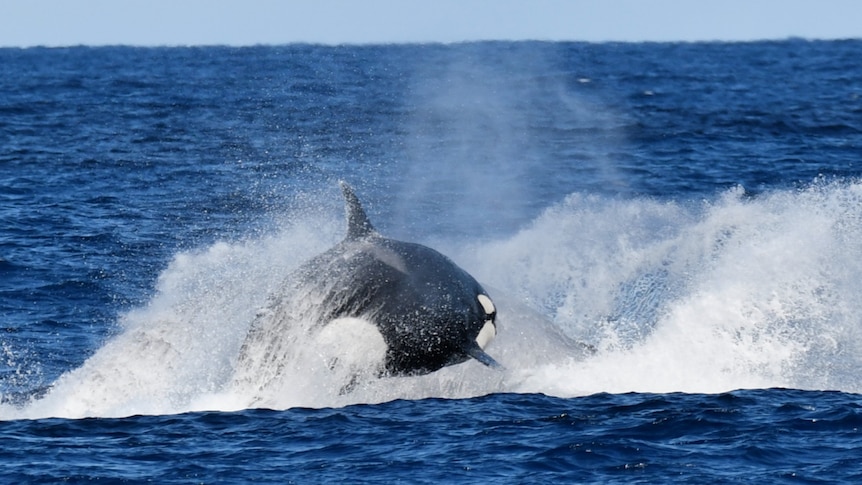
left=238, top=181, right=500, bottom=381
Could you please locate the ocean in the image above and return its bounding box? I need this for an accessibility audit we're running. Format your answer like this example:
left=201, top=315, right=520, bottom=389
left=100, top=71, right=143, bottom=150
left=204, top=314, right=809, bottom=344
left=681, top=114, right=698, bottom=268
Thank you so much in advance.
left=1, top=39, right=861, bottom=482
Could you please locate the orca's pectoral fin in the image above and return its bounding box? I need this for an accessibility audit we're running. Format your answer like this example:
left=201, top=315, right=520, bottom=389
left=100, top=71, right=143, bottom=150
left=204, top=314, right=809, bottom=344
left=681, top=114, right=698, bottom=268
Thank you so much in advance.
left=465, top=342, right=503, bottom=370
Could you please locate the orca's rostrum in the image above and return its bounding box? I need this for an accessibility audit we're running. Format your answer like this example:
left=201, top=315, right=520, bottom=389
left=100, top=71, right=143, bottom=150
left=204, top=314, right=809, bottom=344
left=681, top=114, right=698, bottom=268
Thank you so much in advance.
left=238, top=182, right=499, bottom=383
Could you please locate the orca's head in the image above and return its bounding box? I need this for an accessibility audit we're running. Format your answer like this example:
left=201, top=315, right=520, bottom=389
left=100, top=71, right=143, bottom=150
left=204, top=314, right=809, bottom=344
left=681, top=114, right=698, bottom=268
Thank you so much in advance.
left=462, top=292, right=500, bottom=368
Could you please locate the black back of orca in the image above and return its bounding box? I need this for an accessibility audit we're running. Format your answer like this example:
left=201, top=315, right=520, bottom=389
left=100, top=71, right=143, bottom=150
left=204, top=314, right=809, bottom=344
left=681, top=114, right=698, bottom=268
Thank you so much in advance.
left=294, top=182, right=500, bottom=376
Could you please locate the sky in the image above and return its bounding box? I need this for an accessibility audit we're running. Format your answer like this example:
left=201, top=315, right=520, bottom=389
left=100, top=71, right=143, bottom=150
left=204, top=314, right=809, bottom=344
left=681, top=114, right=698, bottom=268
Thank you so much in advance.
left=1, top=0, right=861, bottom=47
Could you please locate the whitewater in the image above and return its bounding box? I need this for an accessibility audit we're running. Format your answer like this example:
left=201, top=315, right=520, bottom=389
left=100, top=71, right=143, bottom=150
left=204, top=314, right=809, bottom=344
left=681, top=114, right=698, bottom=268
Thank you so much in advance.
left=5, top=177, right=861, bottom=420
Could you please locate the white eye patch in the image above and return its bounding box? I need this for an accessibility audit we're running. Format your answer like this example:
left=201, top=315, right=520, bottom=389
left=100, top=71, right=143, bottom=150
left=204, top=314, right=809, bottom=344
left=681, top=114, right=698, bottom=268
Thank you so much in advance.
left=477, top=294, right=495, bottom=316
left=475, top=294, right=497, bottom=350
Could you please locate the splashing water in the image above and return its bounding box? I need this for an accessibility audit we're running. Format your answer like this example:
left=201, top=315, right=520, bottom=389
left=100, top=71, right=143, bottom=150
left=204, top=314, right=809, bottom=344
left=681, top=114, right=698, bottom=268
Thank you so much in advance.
left=3, top=180, right=862, bottom=419
left=467, top=180, right=862, bottom=396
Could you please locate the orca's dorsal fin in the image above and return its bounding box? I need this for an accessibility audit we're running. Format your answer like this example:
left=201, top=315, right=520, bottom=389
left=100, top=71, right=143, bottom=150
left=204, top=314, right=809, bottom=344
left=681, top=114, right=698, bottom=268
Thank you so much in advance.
left=339, top=181, right=376, bottom=240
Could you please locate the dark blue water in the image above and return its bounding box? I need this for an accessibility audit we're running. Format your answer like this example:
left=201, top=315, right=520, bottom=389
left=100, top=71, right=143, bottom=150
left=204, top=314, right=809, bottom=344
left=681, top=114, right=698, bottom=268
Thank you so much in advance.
left=2, top=40, right=862, bottom=482
left=2, top=390, right=860, bottom=483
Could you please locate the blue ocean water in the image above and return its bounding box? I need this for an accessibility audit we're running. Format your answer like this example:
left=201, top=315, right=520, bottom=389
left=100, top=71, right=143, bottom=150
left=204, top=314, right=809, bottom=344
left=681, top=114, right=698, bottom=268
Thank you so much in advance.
left=1, top=40, right=861, bottom=482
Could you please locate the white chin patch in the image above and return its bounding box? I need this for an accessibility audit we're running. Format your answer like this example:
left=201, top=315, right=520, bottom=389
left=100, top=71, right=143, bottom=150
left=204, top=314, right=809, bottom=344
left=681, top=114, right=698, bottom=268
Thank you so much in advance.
left=477, top=294, right=495, bottom=316
left=475, top=320, right=496, bottom=350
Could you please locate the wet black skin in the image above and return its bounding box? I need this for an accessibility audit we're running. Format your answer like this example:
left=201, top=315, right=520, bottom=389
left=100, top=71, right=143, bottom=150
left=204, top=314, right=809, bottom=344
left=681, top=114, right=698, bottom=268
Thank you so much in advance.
left=288, top=182, right=500, bottom=376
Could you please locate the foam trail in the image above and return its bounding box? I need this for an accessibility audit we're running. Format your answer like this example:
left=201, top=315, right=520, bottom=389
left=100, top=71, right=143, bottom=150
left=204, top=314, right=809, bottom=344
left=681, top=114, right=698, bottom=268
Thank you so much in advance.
left=3, top=181, right=862, bottom=420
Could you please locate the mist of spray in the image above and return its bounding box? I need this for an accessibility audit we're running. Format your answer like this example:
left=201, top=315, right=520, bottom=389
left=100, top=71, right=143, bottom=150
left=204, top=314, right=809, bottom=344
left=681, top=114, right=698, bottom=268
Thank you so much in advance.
left=392, top=44, right=628, bottom=240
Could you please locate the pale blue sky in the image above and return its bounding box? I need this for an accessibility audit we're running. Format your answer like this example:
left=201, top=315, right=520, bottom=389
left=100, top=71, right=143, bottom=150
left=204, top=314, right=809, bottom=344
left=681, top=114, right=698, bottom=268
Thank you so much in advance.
left=1, top=0, right=861, bottom=47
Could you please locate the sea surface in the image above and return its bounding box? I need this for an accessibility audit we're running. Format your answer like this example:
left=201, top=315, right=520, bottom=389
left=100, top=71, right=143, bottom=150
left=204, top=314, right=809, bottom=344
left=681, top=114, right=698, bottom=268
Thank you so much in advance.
left=1, top=39, right=861, bottom=482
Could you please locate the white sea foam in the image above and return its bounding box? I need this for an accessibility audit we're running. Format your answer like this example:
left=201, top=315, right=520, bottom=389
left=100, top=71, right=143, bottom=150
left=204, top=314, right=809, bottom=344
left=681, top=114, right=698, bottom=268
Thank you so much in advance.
left=4, top=180, right=862, bottom=419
